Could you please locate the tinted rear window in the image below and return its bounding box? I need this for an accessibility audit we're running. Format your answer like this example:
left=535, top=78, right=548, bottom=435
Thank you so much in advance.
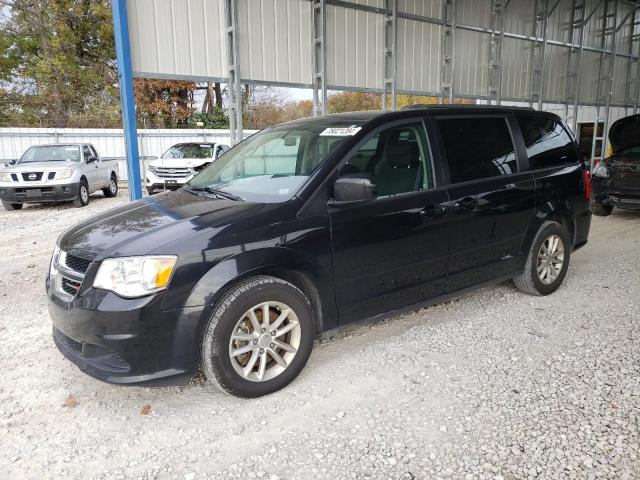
left=516, top=115, right=577, bottom=169
left=437, top=117, right=517, bottom=183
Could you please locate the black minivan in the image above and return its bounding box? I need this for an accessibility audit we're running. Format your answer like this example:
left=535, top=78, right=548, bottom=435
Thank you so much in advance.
left=47, top=106, right=591, bottom=397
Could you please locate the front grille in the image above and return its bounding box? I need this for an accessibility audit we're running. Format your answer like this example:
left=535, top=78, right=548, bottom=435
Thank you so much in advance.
left=154, top=167, right=192, bottom=178
left=65, top=254, right=91, bottom=274
left=21, top=172, right=43, bottom=181
left=52, top=250, right=89, bottom=300
left=61, top=277, right=81, bottom=296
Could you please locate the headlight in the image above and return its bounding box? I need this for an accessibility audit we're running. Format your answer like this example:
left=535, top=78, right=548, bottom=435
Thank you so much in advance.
left=93, top=256, right=177, bottom=298
left=56, top=167, right=75, bottom=180
left=591, top=161, right=608, bottom=178
left=0, top=172, right=12, bottom=182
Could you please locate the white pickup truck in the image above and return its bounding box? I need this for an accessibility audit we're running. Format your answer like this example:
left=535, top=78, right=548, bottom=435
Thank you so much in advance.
left=0, top=143, right=119, bottom=210
left=145, top=142, right=229, bottom=195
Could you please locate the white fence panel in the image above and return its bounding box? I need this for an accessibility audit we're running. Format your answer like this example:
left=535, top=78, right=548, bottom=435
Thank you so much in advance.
left=0, top=128, right=258, bottom=180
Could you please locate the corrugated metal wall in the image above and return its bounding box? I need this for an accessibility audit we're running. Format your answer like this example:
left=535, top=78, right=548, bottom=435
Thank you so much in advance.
left=127, top=0, right=640, bottom=108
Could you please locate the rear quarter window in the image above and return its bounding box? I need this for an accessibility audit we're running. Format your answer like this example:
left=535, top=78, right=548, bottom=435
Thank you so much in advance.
left=436, top=117, right=517, bottom=184
left=516, top=115, right=578, bottom=169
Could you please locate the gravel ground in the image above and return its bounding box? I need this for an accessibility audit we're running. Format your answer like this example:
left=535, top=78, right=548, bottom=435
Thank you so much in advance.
left=0, top=191, right=639, bottom=480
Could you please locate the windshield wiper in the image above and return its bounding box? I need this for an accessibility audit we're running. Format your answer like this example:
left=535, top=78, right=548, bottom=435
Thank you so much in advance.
left=186, top=186, right=243, bottom=201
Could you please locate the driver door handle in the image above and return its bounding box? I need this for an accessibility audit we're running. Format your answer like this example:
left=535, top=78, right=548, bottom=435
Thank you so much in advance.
left=453, top=197, right=477, bottom=212
left=420, top=204, right=448, bottom=219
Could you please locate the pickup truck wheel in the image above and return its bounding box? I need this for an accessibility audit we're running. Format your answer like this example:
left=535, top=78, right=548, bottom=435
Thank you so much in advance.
left=103, top=174, right=118, bottom=198
left=591, top=203, right=613, bottom=217
left=2, top=201, right=23, bottom=211
left=202, top=276, right=315, bottom=398
left=513, top=220, right=571, bottom=296
left=72, top=180, right=90, bottom=208
left=146, top=187, right=155, bottom=196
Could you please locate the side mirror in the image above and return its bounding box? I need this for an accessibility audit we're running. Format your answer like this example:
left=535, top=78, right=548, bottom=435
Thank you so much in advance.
left=9, top=159, right=16, bottom=165
left=87, top=155, right=98, bottom=164
left=333, top=174, right=376, bottom=205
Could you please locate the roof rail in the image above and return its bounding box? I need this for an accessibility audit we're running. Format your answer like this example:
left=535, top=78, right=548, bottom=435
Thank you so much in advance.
left=400, top=104, right=535, bottom=111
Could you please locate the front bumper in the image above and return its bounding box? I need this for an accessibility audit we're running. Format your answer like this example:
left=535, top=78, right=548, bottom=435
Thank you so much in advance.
left=47, top=276, right=206, bottom=386
left=0, top=182, right=80, bottom=203
left=145, top=171, right=192, bottom=191
left=592, top=177, right=640, bottom=210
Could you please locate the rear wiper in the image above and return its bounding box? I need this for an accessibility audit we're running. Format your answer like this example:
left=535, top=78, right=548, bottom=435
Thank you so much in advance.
left=186, top=186, right=243, bottom=201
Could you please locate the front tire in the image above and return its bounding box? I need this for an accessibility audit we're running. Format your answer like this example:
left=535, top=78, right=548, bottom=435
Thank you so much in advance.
left=72, top=179, right=90, bottom=208
left=146, top=187, right=155, bottom=196
left=202, top=276, right=315, bottom=398
left=103, top=174, right=118, bottom=197
left=2, top=201, right=23, bottom=211
left=513, top=220, right=571, bottom=296
left=591, top=203, right=613, bottom=217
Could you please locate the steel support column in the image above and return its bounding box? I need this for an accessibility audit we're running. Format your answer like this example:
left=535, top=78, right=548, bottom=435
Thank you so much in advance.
left=529, top=0, right=550, bottom=110
left=224, top=0, right=243, bottom=144
left=312, top=0, right=328, bottom=116
left=111, top=0, right=142, bottom=201
left=488, top=0, right=507, bottom=104
left=440, top=0, right=456, bottom=104
left=382, top=0, right=398, bottom=110
left=624, top=6, right=640, bottom=116
left=564, top=1, right=586, bottom=132
left=592, top=0, right=618, bottom=162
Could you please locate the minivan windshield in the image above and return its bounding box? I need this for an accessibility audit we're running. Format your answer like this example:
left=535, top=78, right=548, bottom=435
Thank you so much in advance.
left=187, top=121, right=363, bottom=203
left=162, top=144, right=215, bottom=159
left=19, top=145, right=81, bottom=163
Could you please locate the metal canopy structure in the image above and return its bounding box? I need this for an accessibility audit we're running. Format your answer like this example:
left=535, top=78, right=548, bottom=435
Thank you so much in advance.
left=113, top=0, right=640, bottom=199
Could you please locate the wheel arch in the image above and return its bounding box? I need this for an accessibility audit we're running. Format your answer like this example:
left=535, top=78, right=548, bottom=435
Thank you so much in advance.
left=524, top=201, right=577, bottom=256
left=182, top=247, right=336, bottom=336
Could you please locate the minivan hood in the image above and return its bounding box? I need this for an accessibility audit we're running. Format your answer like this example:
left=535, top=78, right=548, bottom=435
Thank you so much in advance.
left=58, top=190, right=266, bottom=260
left=609, top=114, right=640, bottom=155
left=149, top=158, right=212, bottom=169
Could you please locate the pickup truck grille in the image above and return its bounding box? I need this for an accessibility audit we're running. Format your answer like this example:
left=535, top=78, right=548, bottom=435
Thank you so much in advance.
left=154, top=167, right=192, bottom=178
left=21, top=172, right=44, bottom=182
left=52, top=250, right=91, bottom=300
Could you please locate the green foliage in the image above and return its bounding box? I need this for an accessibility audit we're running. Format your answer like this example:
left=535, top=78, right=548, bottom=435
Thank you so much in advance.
left=0, top=0, right=120, bottom=127
left=188, top=109, right=230, bottom=129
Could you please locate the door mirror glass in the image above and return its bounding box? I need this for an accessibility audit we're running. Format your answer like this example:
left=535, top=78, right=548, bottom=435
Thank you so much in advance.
left=87, top=155, right=98, bottom=164
left=333, top=174, right=376, bottom=204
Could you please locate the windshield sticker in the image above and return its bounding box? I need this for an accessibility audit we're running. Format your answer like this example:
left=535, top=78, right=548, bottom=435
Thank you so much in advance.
left=64, top=147, right=78, bottom=150
left=278, top=188, right=290, bottom=195
left=319, top=127, right=361, bottom=137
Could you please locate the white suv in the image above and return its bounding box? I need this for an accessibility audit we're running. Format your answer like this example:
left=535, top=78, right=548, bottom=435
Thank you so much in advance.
left=145, top=142, right=229, bottom=195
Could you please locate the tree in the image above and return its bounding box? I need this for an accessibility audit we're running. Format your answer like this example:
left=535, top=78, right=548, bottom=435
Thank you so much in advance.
left=244, top=87, right=312, bottom=129
left=328, top=91, right=381, bottom=113
left=0, top=0, right=120, bottom=127
left=133, top=79, right=196, bottom=128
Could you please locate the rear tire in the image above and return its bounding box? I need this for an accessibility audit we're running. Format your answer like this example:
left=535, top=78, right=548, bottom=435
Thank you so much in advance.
left=201, top=275, right=315, bottom=398
left=103, top=174, right=118, bottom=197
left=2, top=201, right=23, bottom=211
left=591, top=203, right=613, bottom=217
left=72, top=179, right=89, bottom=208
left=513, top=220, right=571, bottom=296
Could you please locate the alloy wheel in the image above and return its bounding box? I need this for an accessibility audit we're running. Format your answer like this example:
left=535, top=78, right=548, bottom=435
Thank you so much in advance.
left=228, top=301, right=301, bottom=382
left=536, top=234, right=564, bottom=285
left=80, top=185, right=89, bottom=203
